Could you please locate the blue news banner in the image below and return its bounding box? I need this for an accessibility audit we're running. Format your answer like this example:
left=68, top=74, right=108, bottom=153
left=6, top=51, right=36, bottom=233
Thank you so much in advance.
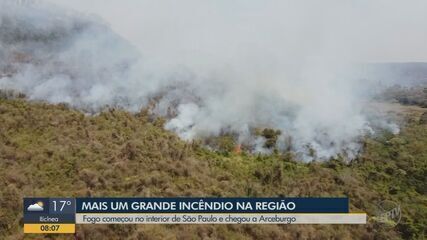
left=24, top=197, right=367, bottom=225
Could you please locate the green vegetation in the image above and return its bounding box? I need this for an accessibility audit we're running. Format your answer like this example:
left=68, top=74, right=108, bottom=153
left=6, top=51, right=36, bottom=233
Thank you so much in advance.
left=0, top=97, right=426, bottom=239
left=259, top=128, right=282, bottom=150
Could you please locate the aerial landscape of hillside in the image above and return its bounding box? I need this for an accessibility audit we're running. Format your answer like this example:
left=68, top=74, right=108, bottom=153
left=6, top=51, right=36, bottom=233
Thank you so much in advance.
left=0, top=91, right=426, bottom=239
left=0, top=0, right=426, bottom=239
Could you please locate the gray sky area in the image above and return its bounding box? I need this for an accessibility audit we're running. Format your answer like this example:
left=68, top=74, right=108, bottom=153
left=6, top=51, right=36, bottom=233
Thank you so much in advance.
left=53, top=0, right=427, bottom=63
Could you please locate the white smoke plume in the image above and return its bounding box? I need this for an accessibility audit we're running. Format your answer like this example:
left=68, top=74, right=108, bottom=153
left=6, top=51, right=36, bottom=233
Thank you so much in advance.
left=1, top=0, right=426, bottom=160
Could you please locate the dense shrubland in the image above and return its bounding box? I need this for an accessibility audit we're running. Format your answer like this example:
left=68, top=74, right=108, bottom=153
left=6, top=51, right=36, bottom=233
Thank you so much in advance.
left=0, top=96, right=426, bottom=239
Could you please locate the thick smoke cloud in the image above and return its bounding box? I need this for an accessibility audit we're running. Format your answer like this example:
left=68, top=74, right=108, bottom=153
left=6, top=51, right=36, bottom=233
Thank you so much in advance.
left=1, top=0, right=426, bottom=160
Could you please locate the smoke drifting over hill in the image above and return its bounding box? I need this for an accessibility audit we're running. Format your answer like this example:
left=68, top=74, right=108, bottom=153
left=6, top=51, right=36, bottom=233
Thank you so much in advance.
left=1, top=0, right=426, bottom=160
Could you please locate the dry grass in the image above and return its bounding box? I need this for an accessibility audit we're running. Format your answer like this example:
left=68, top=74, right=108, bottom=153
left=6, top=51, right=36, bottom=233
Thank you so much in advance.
left=0, top=97, right=425, bottom=239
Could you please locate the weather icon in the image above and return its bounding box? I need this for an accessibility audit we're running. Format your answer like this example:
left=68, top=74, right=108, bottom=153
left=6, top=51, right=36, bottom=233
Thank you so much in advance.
left=27, top=201, right=44, bottom=212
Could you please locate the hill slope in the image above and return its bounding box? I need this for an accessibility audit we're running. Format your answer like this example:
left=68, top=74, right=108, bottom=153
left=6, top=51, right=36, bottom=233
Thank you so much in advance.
left=0, top=96, right=426, bottom=239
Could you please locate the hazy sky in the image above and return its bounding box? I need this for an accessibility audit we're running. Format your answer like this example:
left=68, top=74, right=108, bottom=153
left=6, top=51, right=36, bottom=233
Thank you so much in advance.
left=52, top=0, right=427, bottom=63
